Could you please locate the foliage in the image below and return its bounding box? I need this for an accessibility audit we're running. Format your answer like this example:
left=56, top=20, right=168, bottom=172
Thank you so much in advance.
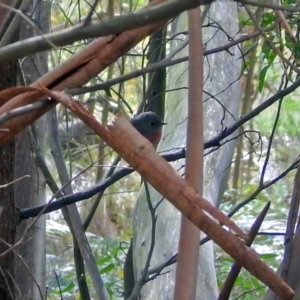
left=46, top=220, right=128, bottom=299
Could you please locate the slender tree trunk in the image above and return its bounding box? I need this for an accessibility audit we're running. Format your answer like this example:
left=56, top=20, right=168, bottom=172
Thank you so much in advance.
left=14, top=1, right=50, bottom=299
left=132, top=3, right=241, bottom=299
left=0, top=45, right=18, bottom=300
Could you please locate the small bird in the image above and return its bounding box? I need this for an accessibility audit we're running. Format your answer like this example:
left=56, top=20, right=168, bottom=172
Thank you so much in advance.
left=130, top=111, right=166, bottom=147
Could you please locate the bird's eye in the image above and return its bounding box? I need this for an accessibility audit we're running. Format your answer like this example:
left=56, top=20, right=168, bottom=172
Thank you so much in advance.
left=150, top=121, right=155, bottom=126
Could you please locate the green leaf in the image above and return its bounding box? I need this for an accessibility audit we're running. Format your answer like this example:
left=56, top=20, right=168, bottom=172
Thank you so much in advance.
left=259, top=65, right=270, bottom=92
left=97, top=256, right=112, bottom=265
left=260, top=253, right=278, bottom=260
left=100, top=263, right=115, bottom=274
left=261, top=12, right=276, bottom=27
left=285, top=35, right=300, bottom=60
left=261, top=42, right=271, bottom=61
left=283, top=0, right=296, bottom=5
left=267, top=50, right=277, bottom=65
left=52, top=282, right=75, bottom=294
left=110, top=246, right=120, bottom=257
left=260, top=43, right=277, bottom=65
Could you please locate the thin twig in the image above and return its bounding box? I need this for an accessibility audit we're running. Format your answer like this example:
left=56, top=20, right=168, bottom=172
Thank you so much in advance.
left=0, top=175, right=30, bottom=189
left=126, top=182, right=158, bottom=300
left=218, top=202, right=271, bottom=299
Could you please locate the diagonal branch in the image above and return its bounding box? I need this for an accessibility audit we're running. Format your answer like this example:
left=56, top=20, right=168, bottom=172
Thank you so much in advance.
left=218, top=202, right=271, bottom=299
left=41, top=89, right=293, bottom=299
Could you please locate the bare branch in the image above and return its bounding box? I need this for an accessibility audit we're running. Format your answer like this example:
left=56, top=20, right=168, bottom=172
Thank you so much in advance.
left=0, top=0, right=212, bottom=63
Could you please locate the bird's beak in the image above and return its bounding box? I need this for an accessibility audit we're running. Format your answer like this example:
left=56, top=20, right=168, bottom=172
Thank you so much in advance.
left=161, top=122, right=167, bottom=126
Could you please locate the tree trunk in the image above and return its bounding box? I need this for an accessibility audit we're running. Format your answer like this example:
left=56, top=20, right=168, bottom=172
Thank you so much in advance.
left=0, top=35, right=18, bottom=300
left=132, top=2, right=241, bottom=299
left=13, top=1, right=50, bottom=299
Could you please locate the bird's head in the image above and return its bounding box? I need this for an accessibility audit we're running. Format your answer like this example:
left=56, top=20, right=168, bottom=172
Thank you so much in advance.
left=130, top=112, right=166, bottom=147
